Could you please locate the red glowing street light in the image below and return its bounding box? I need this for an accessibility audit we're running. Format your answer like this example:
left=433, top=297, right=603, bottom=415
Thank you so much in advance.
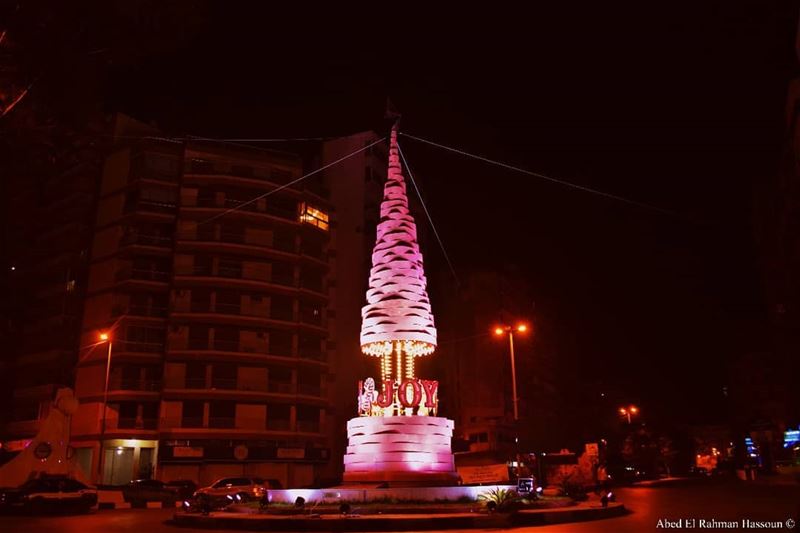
left=619, top=405, right=640, bottom=424
left=492, top=323, right=530, bottom=421
left=97, top=331, right=113, bottom=481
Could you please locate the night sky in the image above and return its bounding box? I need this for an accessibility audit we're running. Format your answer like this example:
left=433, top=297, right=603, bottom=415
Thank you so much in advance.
left=10, top=2, right=799, bottom=425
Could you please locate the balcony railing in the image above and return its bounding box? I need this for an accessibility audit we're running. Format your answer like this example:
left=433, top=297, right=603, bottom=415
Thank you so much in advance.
left=296, top=420, right=321, bottom=433
left=115, top=268, right=171, bottom=283
left=179, top=339, right=297, bottom=357
left=116, top=341, right=165, bottom=353
left=111, top=418, right=158, bottom=430
left=299, top=309, right=322, bottom=326
left=297, top=383, right=322, bottom=397
left=266, top=419, right=291, bottom=431
left=175, top=264, right=296, bottom=288
left=123, top=200, right=177, bottom=214
left=299, top=277, right=324, bottom=293
left=120, top=233, right=173, bottom=247
left=298, top=346, right=324, bottom=360
left=184, top=377, right=207, bottom=389
left=208, top=417, right=236, bottom=429
left=209, top=378, right=237, bottom=390
left=112, top=304, right=168, bottom=318
left=212, top=339, right=242, bottom=352
left=178, top=417, right=204, bottom=428
left=269, top=382, right=295, bottom=394
left=108, top=379, right=161, bottom=392
left=183, top=304, right=296, bottom=322
left=161, top=417, right=289, bottom=431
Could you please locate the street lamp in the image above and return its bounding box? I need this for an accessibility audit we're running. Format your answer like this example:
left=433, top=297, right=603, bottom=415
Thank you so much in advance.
left=618, top=405, right=639, bottom=424
left=492, top=323, right=529, bottom=421
left=97, top=331, right=113, bottom=482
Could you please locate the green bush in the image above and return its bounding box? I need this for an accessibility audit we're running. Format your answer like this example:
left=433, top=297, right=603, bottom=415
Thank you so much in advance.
left=477, top=488, right=519, bottom=512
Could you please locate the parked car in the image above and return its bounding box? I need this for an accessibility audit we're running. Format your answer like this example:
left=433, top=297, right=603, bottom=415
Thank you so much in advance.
left=193, top=477, right=282, bottom=503
left=0, top=475, right=97, bottom=514
left=123, top=479, right=195, bottom=505
left=164, top=479, right=198, bottom=500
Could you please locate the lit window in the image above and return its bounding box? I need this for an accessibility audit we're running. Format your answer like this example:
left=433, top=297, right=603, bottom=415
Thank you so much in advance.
left=299, top=202, right=329, bottom=231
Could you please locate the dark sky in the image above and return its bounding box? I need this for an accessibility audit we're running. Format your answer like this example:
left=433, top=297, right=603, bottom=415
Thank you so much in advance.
left=12, top=1, right=799, bottom=424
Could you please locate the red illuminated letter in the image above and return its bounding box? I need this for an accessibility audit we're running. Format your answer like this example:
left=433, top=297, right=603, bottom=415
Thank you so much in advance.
left=398, top=379, right=422, bottom=408
left=375, top=380, right=395, bottom=408
left=419, top=380, right=438, bottom=407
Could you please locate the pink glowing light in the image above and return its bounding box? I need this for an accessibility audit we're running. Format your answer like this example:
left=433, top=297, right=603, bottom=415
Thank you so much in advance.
left=360, top=125, right=436, bottom=353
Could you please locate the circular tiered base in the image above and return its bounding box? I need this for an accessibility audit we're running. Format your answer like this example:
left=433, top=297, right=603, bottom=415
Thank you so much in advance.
left=343, top=416, right=458, bottom=484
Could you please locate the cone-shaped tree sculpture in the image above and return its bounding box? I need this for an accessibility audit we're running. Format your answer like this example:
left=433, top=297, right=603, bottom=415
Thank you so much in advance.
left=344, top=124, right=457, bottom=484
left=360, top=123, right=436, bottom=388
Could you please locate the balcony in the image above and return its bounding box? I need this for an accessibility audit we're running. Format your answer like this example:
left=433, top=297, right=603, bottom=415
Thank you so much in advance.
left=177, top=417, right=204, bottom=429
left=115, top=341, right=165, bottom=354
left=299, top=277, right=324, bottom=294
left=120, top=233, right=173, bottom=248
left=296, top=420, right=321, bottom=433
left=175, top=265, right=297, bottom=289
left=188, top=193, right=298, bottom=223
left=160, top=417, right=288, bottom=432
left=209, top=378, right=237, bottom=390
left=108, top=378, right=161, bottom=392
left=111, top=304, right=168, bottom=319
left=109, top=418, right=158, bottom=430
left=115, top=268, right=171, bottom=284
left=180, top=304, right=296, bottom=324
left=208, top=417, right=236, bottom=429
left=298, top=346, right=324, bottom=361
left=299, top=308, right=323, bottom=327
left=186, top=160, right=301, bottom=187
left=123, top=199, right=177, bottom=215
left=297, top=383, right=322, bottom=397
left=266, top=419, right=291, bottom=431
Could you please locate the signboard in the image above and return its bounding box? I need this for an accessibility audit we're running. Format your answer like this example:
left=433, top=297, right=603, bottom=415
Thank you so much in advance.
left=585, top=443, right=599, bottom=456
left=457, top=464, right=509, bottom=485
left=277, top=448, right=305, bottom=459
left=358, top=377, right=439, bottom=417
left=173, top=446, right=204, bottom=458
left=517, top=477, right=535, bottom=494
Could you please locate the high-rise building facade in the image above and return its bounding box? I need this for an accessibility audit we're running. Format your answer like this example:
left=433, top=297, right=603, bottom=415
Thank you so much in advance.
left=70, top=126, right=336, bottom=487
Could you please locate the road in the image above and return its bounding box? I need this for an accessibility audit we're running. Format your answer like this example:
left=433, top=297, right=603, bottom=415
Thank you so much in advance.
left=0, top=479, right=797, bottom=532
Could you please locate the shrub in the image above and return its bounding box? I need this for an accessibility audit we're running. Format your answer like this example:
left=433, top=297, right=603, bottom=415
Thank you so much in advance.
left=477, top=488, right=518, bottom=512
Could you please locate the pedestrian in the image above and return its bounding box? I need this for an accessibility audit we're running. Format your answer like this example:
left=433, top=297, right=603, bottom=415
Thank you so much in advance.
left=597, top=463, right=609, bottom=492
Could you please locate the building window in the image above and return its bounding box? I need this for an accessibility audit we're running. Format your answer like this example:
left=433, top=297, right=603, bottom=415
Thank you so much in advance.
left=298, top=202, right=329, bottom=231
left=267, top=404, right=291, bottom=431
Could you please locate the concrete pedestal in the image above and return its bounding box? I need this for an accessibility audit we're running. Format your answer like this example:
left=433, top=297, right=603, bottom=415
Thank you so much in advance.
left=343, top=416, right=458, bottom=484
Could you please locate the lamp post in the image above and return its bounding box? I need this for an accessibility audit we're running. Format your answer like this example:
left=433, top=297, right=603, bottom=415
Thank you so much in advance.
left=493, top=323, right=528, bottom=421
left=618, top=405, right=639, bottom=424
left=97, top=332, right=113, bottom=483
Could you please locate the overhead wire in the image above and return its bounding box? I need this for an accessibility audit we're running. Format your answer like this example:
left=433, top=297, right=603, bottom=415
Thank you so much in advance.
left=198, top=136, right=387, bottom=225
left=396, top=139, right=460, bottom=288
left=399, top=131, right=690, bottom=221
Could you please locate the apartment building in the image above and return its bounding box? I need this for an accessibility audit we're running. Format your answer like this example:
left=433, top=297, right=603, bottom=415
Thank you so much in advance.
left=70, top=130, right=334, bottom=487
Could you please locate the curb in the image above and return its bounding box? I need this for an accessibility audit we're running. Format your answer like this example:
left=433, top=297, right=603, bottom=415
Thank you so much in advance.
left=170, top=504, right=626, bottom=531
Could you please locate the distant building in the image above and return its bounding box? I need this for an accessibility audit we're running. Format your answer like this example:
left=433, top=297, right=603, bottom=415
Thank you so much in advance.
left=435, top=269, right=558, bottom=464
left=1, top=111, right=108, bottom=448
left=749, top=24, right=800, bottom=469
left=320, top=130, right=387, bottom=479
